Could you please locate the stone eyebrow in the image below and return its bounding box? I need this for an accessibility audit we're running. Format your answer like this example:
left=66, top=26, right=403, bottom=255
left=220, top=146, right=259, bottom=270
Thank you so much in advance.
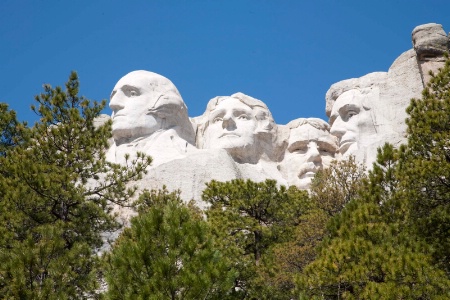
left=287, top=140, right=308, bottom=152
left=209, top=108, right=226, bottom=118
left=232, top=108, right=252, bottom=115
left=317, top=140, right=338, bottom=152
left=120, top=84, right=139, bottom=91
left=338, top=103, right=360, bottom=116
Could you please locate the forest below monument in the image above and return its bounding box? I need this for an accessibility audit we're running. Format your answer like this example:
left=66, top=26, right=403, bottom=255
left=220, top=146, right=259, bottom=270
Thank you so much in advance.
left=1, top=55, right=450, bottom=299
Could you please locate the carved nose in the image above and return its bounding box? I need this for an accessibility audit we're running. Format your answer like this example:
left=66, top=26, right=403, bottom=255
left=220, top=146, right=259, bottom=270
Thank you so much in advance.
left=306, top=145, right=321, bottom=163
left=330, top=118, right=345, bottom=138
left=109, top=94, right=124, bottom=112
left=222, top=116, right=236, bottom=130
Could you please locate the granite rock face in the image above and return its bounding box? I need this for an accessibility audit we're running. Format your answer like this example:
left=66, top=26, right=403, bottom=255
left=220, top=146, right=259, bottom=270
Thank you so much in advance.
left=413, top=23, right=449, bottom=58
left=102, top=23, right=449, bottom=206
left=325, top=48, right=424, bottom=168
left=412, top=23, right=450, bottom=86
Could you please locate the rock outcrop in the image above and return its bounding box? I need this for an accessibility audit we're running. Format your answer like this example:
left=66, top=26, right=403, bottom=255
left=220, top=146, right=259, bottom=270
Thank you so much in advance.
left=101, top=23, right=449, bottom=205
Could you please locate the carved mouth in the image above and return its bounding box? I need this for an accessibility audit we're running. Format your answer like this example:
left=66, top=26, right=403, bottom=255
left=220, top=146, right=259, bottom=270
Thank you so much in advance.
left=339, top=139, right=355, bottom=153
left=298, top=164, right=320, bottom=178
left=220, top=133, right=240, bottom=138
left=113, top=113, right=126, bottom=119
left=302, top=171, right=317, bottom=178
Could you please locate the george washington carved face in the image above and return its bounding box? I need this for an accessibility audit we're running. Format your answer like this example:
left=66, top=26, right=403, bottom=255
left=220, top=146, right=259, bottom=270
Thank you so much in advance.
left=109, top=70, right=189, bottom=144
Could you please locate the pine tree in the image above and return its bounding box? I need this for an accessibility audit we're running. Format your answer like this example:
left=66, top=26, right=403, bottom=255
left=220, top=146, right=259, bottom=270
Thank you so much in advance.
left=309, top=156, right=366, bottom=217
left=399, top=54, right=450, bottom=274
left=297, top=144, right=450, bottom=299
left=202, top=179, right=309, bottom=299
left=265, top=158, right=366, bottom=298
left=296, top=56, right=450, bottom=299
left=0, top=72, right=151, bottom=298
left=104, top=188, right=235, bottom=300
left=0, top=103, right=26, bottom=157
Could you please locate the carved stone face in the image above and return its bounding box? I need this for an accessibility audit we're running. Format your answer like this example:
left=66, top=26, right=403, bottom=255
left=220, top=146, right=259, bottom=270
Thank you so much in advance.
left=109, top=72, right=162, bottom=142
left=204, top=97, right=257, bottom=154
left=329, top=89, right=376, bottom=157
left=282, top=124, right=336, bottom=189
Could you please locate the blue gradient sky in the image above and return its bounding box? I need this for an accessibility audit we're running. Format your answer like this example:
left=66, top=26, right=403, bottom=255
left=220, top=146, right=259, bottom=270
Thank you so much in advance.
left=1, top=1, right=449, bottom=125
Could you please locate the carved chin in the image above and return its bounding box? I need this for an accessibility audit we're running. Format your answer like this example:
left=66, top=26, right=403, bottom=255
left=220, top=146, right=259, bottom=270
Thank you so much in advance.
left=112, top=124, right=158, bottom=142
left=210, top=136, right=255, bottom=150
left=112, top=126, right=132, bottom=140
left=291, top=177, right=314, bottom=189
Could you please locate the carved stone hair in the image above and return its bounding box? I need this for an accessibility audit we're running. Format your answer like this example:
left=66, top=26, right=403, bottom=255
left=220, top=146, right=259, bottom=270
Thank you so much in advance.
left=286, top=117, right=330, bottom=132
left=325, top=72, right=387, bottom=118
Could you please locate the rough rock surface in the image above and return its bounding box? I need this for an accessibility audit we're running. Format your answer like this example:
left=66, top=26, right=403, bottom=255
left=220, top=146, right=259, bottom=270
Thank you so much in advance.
left=412, top=23, right=450, bottom=86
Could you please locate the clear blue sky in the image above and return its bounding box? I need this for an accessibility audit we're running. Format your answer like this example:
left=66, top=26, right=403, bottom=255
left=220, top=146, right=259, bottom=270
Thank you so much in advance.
left=1, top=0, right=449, bottom=126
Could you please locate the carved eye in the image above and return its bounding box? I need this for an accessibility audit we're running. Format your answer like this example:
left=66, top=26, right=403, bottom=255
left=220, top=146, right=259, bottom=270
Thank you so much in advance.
left=123, top=87, right=140, bottom=97
left=291, top=147, right=307, bottom=154
left=238, top=114, right=250, bottom=120
left=213, top=117, right=223, bottom=123
left=319, top=148, right=333, bottom=156
left=319, top=145, right=336, bottom=156
left=347, top=110, right=358, bottom=119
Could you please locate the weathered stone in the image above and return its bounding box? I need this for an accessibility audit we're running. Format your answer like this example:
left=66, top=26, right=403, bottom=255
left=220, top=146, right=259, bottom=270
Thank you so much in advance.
left=412, top=23, right=450, bottom=86
left=412, top=23, right=449, bottom=59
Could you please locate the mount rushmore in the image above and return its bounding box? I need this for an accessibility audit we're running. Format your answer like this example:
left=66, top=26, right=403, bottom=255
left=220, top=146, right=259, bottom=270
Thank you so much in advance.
left=101, top=23, right=450, bottom=206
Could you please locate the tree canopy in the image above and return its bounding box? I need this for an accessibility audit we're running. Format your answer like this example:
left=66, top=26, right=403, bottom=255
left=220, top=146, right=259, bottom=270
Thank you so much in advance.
left=0, top=72, right=150, bottom=298
left=104, top=188, right=235, bottom=300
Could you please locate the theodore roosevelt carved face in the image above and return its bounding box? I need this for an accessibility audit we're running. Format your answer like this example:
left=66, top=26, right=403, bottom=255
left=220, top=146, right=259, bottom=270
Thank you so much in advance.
left=329, top=89, right=376, bottom=157
left=109, top=70, right=190, bottom=145
left=280, top=118, right=337, bottom=189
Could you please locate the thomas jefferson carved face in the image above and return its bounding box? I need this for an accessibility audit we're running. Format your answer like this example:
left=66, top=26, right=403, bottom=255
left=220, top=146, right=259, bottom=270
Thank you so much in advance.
left=109, top=70, right=185, bottom=144
left=281, top=121, right=336, bottom=189
left=329, top=89, right=376, bottom=157
left=204, top=97, right=257, bottom=153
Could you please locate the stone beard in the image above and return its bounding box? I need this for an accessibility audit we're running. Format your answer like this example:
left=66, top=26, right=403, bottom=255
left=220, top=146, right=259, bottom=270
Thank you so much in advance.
left=280, top=118, right=337, bottom=189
